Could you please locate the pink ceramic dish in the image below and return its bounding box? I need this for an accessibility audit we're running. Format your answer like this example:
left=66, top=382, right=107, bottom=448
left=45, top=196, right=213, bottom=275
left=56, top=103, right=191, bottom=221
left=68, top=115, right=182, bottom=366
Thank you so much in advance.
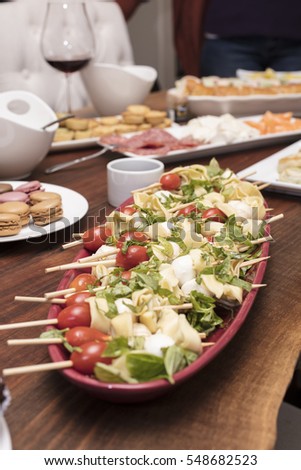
left=47, top=202, right=270, bottom=404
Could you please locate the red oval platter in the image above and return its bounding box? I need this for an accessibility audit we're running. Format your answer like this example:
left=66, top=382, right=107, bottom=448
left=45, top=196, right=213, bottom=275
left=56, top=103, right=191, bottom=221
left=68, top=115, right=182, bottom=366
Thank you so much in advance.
left=48, top=199, right=270, bottom=403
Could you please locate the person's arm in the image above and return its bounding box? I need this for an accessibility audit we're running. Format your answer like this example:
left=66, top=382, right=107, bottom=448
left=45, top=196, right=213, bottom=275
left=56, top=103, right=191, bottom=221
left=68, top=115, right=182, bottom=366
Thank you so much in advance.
left=173, top=0, right=210, bottom=76
left=115, top=0, right=147, bottom=20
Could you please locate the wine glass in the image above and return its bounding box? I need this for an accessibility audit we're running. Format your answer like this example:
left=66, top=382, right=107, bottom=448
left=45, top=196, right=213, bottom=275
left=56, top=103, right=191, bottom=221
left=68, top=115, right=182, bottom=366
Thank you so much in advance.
left=41, top=1, right=95, bottom=113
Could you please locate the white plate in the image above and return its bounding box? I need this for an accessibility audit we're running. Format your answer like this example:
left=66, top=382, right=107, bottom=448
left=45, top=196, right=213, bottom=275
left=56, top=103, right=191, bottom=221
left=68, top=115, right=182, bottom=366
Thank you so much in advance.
left=187, top=93, right=301, bottom=117
left=51, top=136, right=100, bottom=152
left=105, top=115, right=301, bottom=164
left=0, top=182, right=89, bottom=242
left=237, top=139, right=301, bottom=196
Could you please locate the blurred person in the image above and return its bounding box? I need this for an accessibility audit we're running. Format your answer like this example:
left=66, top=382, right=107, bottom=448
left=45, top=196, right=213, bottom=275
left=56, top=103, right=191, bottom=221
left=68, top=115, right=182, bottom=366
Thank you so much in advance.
left=173, top=0, right=301, bottom=77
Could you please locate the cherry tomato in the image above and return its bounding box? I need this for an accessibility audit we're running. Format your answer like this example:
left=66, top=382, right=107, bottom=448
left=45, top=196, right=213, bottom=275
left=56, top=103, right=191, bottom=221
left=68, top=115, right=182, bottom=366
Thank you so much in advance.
left=116, top=245, right=149, bottom=270
left=206, top=235, right=214, bottom=243
left=160, top=173, right=181, bottom=190
left=178, top=204, right=199, bottom=216
left=65, top=327, right=110, bottom=347
left=117, top=231, right=149, bottom=248
left=202, top=208, right=227, bottom=223
left=122, top=205, right=136, bottom=216
left=82, top=226, right=111, bottom=252
left=71, top=341, right=111, bottom=375
left=120, top=270, right=132, bottom=282
left=65, top=291, right=92, bottom=307
left=57, top=304, right=91, bottom=329
left=69, top=273, right=99, bottom=291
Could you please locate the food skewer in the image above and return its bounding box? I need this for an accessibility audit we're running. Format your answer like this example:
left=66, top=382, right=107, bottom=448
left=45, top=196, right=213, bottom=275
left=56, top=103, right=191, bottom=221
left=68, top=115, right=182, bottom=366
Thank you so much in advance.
left=3, top=361, right=73, bottom=376
left=62, top=239, right=83, bottom=250
left=14, top=296, right=66, bottom=304
left=44, top=288, right=75, bottom=299
left=45, top=259, right=116, bottom=273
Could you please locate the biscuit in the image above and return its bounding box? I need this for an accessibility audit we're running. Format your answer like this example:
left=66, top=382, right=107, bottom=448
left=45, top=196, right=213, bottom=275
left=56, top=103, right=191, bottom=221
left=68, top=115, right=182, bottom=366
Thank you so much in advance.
left=121, top=112, right=145, bottom=125
left=0, top=213, right=22, bottom=236
left=30, top=191, right=62, bottom=205
left=65, top=118, right=89, bottom=131
left=98, top=116, right=120, bottom=126
left=30, top=199, right=63, bottom=226
left=90, top=125, right=116, bottom=137
left=74, top=130, right=92, bottom=140
left=154, top=118, right=173, bottom=129
left=126, top=105, right=151, bottom=116
left=54, top=128, right=74, bottom=142
left=0, top=183, right=13, bottom=194
left=0, top=201, right=30, bottom=226
left=137, top=123, right=152, bottom=131
left=114, top=124, right=138, bottom=134
left=145, top=110, right=167, bottom=125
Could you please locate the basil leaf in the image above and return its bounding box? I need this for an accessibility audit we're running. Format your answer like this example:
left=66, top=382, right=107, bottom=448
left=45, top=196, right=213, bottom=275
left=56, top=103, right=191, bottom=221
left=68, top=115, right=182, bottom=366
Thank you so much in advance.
left=163, top=346, right=187, bottom=383
left=126, top=352, right=168, bottom=382
left=102, top=337, right=130, bottom=358
left=94, top=363, right=128, bottom=383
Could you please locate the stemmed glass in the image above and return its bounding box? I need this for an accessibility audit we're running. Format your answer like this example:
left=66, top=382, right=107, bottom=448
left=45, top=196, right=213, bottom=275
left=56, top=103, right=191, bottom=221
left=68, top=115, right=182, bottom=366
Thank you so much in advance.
left=41, top=1, right=95, bottom=113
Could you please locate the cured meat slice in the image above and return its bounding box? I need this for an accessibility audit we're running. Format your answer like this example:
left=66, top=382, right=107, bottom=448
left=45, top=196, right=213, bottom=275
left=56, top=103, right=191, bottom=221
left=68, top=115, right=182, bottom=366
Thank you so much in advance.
left=100, top=135, right=128, bottom=146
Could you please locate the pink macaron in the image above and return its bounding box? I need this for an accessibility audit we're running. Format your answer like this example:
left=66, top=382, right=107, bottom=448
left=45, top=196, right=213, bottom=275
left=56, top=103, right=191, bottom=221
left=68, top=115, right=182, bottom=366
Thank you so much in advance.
left=15, top=180, right=44, bottom=194
left=0, top=191, right=29, bottom=203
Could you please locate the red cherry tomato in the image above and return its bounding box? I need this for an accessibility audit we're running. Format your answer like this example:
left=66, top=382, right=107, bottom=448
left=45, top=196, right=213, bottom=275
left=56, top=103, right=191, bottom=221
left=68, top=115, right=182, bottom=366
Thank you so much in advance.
left=116, top=245, right=149, bottom=270
left=121, top=270, right=132, bottom=282
left=65, top=327, right=110, bottom=347
left=69, top=273, right=99, bottom=291
left=65, top=291, right=92, bottom=307
left=57, top=304, right=91, bottom=329
left=82, top=226, right=111, bottom=252
left=117, top=231, right=149, bottom=247
left=71, top=341, right=111, bottom=375
left=202, top=208, right=227, bottom=223
left=178, top=204, right=199, bottom=216
left=122, top=206, right=136, bottom=216
left=160, top=173, right=181, bottom=190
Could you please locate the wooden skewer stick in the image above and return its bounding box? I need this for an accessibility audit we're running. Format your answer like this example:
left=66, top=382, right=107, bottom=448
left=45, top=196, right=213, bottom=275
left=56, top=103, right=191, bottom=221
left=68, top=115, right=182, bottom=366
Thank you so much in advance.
left=153, top=303, right=193, bottom=311
left=250, top=235, right=273, bottom=245
left=202, top=342, right=215, bottom=347
left=3, top=361, right=73, bottom=377
left=62, top=239, right=83, bottom=250
left=45, top=259, right=116, bottom=273
left=265, top=208, right=274, bottom=212
left=72, top=233, right=84, bottom=239
left=44, top=288, right=75, bottom=299
left=8, top=338, right=63, bottom=346
left=199, top=333, right=207, bottom=339
left=0, top=318, right=58, bottom=331
left=257, top=183, right=271, bottom=190
left=266, top=213, right=284, bottom=224
left=239, top=256, right=270, bottom=268
left=252, top=284, right=267, bottom=288
left=14, top=296, right=66, bottom=304
left=131, top=182, right=161, bottom=194
left=239, top=170, right=257, bottom=180
left=78, top=248, right=119, bottom=263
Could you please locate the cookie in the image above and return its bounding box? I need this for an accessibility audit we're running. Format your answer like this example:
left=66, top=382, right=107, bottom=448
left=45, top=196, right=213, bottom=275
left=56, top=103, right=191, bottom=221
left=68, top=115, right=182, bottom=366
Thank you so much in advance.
left=30, top=199, right=63, bottom=226
left=0, top=202, right=30, bottom=226
left=0, top=213, right=22, bottom=237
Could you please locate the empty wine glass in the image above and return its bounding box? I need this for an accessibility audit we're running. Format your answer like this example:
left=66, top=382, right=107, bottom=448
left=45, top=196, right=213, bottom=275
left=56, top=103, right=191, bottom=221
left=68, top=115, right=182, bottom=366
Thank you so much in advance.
left=41, top=1, right=95, bottom=113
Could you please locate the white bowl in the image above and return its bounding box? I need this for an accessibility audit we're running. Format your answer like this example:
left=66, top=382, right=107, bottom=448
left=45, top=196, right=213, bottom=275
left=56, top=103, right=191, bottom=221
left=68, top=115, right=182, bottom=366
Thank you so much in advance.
left=81, top=63, right=157, bottom=115
left=0, top=91, right=57, bottom=180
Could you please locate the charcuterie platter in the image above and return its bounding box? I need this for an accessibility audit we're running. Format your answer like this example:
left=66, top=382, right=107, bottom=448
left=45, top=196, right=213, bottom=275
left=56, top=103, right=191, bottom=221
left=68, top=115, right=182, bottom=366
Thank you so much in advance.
left=1, top=159, right=283, bottom=403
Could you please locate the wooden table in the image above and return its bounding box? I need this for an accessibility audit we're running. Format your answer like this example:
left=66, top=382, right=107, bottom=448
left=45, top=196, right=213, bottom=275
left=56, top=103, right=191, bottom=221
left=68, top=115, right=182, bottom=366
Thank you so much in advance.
left=1, top=93, right=301, bottom=450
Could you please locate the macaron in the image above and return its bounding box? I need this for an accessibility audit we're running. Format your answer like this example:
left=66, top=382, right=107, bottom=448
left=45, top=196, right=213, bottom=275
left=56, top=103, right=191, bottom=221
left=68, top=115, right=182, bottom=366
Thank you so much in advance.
left=0, top=183, right=13, bottom=194
left=0, top=202, right=30, bottom=226
left=0, top=191, right=29, bottom=203
left=15, top=180, right=43, bottom=194
left=30, top=199, right=63, bottom=226
left=0, top=213, right=22, bottom=236
left=30, top=191, right=61, bottom=205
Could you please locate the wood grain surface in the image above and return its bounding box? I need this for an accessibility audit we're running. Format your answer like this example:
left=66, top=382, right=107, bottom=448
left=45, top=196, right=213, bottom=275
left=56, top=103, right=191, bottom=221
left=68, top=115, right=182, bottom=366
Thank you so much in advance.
left=1, top=93, right=300, bottom=450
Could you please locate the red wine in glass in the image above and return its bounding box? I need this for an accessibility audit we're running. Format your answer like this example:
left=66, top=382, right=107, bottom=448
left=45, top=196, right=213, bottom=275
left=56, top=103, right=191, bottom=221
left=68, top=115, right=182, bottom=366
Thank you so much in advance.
left=41, top=2, right=95, bottom=113
left=46, top=58, right=91, bottom=74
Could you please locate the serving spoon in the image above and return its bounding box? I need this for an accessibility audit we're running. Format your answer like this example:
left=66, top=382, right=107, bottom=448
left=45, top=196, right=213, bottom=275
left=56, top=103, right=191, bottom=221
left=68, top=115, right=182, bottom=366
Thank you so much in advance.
left=42, top=114, right=75, bottom=130
left=44, top=147, right=110, bottom=174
